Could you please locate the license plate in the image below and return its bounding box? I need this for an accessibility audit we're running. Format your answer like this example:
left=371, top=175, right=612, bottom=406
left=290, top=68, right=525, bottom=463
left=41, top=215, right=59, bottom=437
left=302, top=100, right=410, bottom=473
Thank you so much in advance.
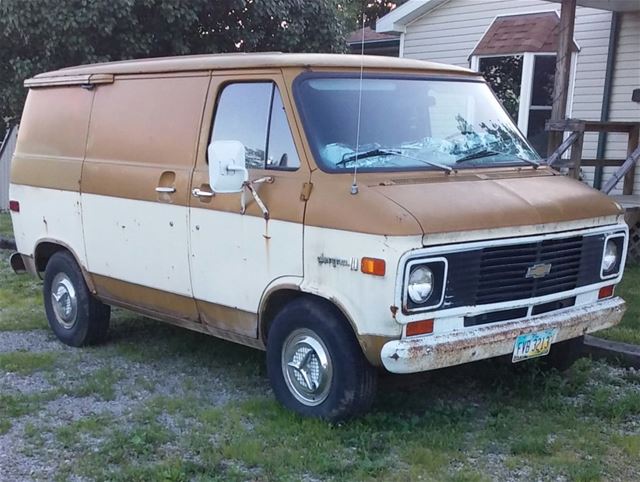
left=512, top=329, right=558, bottom=363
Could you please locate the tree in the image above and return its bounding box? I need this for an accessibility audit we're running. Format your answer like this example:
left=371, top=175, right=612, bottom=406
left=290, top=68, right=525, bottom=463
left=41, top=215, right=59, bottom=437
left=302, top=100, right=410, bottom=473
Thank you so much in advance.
left=0, top=0, right=348, bottom=130
left=343, top=0, right=408, bottom=31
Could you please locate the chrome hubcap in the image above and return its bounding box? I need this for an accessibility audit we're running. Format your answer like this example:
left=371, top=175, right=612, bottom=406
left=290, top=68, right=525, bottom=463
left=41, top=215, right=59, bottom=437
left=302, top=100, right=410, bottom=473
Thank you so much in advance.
left=51, top=273, right=78, bottom=329
left=282, top=328, right=333, bottom=406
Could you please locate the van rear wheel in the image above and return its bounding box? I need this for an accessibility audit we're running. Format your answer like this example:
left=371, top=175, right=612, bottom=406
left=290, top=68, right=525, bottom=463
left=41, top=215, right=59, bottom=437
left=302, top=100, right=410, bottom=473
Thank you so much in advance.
left=266, top=298, right=377, bottom=422
left=43, top=251, right=110, bottom=347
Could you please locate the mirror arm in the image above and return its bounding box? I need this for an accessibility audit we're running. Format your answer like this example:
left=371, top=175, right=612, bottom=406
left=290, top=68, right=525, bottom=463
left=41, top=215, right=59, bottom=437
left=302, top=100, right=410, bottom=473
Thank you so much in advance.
left=240, top=176, right=274, bottom=219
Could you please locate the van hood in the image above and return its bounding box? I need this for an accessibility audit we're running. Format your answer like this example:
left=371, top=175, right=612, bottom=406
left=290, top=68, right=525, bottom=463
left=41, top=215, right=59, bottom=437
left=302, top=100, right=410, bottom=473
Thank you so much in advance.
left=371, top=172, right=623, bottom=239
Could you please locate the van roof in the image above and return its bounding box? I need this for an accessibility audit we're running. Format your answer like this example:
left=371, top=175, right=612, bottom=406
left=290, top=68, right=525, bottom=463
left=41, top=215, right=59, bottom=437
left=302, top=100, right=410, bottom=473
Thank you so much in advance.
left=31, top=53, right=479, bottom=79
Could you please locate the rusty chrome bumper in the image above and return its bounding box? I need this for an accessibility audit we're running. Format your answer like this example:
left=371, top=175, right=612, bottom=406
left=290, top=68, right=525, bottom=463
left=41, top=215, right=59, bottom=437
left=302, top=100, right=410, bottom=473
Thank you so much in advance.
left=380, top=297, right=626, bottom=374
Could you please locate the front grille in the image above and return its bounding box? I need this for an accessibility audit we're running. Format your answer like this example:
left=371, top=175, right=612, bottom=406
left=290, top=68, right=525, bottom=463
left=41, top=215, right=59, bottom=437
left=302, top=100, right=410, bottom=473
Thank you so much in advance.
left=476, top=236, right=584, bottom=304
left=442, top=233, right=606, bottom=309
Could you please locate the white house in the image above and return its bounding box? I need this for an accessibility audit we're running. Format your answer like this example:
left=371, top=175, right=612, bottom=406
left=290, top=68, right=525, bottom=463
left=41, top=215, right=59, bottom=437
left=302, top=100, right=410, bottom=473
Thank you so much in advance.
left=377, top=0, right=640, bottom=193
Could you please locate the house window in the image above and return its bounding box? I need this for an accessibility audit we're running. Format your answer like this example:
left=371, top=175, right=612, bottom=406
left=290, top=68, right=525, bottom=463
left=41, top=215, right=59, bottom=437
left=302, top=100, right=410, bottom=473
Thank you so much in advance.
left=478, top=56, right=523, bottom=121
left=476, top=53, right=562, bottom=156
left=470, top=12, right=578, bottom=155
left=527, top=55, right=556, bottom=155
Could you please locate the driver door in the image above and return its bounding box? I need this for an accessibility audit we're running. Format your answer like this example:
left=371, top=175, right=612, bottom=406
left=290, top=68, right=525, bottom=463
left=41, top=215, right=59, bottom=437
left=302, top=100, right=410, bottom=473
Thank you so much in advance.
left=188, top=74, right=309, bottom=338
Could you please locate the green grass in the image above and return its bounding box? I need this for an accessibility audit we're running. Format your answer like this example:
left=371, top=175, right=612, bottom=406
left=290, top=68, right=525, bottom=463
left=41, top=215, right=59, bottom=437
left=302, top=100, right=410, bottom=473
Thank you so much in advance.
left=0, top=212, right=13, bottom=238
left=0, top=350, right=58, bottom=374
left=0, top=249, right=46, bottom=330
left=600, top=264, right=640, bottom=345
left=72, top=365, right=122, bottom=400
left=0, top=213, right=47, bottom=330
left=35, top=357, right=640, bottom=481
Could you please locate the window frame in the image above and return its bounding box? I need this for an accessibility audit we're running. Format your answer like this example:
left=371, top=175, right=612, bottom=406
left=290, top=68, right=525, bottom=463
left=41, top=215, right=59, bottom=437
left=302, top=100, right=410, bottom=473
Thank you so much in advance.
left=291, top=71, right=538, bottom=174
left=471, top=51, right=577, bottom=143
left=208, top=80, right=301, bottom=172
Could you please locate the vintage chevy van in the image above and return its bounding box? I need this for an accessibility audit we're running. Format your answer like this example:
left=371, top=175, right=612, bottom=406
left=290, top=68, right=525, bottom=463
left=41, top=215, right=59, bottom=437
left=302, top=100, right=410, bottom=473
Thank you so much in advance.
left=9, top=53, right=628, bottom=420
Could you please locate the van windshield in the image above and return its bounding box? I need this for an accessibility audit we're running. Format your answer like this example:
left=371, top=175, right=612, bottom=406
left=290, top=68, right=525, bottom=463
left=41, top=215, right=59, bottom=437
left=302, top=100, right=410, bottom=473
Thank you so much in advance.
left=294, top=75, right=540, bottom=172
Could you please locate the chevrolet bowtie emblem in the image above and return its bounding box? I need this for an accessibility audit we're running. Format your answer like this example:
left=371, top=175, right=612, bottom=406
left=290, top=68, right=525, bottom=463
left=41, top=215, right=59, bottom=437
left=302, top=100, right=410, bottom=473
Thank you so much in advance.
left=526, top=263, right=552, bottom=279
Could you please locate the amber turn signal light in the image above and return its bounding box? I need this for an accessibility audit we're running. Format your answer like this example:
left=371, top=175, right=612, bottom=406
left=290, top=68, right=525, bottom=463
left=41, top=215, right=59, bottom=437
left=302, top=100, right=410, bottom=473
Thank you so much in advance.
left=361, top=257, right=386, bottom=276
left=406, top=319, right=434, bottom=337
left=598, top=285, right=614, bottom=299
left=9, top=200, right=19, bottom=213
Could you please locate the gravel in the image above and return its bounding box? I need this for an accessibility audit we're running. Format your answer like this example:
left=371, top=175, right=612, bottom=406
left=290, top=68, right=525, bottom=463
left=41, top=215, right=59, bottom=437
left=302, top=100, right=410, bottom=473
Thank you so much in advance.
left=0, top=328, right=269, bottom=481
left=0, top=330, right=68, bottom=354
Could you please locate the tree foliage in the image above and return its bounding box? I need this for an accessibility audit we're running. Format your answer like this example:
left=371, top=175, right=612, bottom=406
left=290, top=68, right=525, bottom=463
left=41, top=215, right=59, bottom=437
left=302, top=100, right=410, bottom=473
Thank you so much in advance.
left=0, top=0, right=350, bottom=130
left=343, top=0, right=408, bottom=30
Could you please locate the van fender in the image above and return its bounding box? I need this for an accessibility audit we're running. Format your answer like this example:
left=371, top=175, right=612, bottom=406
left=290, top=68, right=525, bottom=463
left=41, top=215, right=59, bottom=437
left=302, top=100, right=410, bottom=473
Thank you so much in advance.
left=33, top=238, right=97, bottom=294
left=259, top=278, right=400, bottom=367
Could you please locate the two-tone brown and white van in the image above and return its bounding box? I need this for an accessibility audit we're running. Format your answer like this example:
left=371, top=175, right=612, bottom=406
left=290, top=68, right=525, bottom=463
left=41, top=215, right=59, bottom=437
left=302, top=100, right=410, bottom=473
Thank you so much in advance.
left=9, top=53, right=628, bottom=420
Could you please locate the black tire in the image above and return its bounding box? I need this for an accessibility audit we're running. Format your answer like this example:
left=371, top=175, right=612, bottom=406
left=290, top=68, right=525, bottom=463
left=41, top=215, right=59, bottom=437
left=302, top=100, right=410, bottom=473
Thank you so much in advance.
left=541, top=336, right=585, bottom=371
left=266, top=298, right=377, bottom=422
left=43, top=251, right=111, bottom=347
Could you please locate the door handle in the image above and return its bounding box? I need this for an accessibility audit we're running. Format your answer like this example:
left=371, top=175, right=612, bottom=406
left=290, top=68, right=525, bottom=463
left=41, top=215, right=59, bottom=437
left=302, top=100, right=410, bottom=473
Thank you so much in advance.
left=156, top=186, right=176, bottom=194
left=192, top=188, right=214, bottom=198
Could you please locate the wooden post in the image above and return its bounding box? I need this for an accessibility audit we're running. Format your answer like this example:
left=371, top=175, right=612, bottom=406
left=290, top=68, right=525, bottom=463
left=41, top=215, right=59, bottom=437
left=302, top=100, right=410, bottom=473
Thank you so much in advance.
left=623, top=125, right=639, bottom=194
left=547, top=0, right=577, bottom=155
left=569, top=131, right=584, bottom=179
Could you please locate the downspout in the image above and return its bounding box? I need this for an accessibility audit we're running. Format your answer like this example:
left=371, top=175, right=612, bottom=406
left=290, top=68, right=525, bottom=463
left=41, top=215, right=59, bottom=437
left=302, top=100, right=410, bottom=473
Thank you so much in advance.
left=594, top=12, right=620, bottom=190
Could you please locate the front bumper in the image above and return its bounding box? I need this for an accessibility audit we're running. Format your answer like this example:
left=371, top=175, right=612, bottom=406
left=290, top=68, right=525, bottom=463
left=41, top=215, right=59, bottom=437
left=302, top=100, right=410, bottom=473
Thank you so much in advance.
left=380, top=297, right=626, bottom=374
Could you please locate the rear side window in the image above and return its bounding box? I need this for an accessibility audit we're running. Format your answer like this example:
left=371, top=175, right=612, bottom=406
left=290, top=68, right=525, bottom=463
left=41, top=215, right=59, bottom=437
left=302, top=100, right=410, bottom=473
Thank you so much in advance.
left=210, top=82, right=300, bottom=170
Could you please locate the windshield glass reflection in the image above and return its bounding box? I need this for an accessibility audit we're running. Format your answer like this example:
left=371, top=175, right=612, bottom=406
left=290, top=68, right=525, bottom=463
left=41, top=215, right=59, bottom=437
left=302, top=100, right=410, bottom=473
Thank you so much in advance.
left=294, top=76, right=540, bottom=172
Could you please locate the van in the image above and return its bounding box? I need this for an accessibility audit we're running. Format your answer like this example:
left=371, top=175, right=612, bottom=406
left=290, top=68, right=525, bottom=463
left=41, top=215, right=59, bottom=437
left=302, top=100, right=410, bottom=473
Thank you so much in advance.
left=9, top=53, right=627, bottom=421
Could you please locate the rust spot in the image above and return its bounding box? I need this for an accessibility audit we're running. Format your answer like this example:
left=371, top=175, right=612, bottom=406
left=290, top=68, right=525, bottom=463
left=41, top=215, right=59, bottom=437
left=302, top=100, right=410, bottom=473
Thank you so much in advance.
left=264, top=218, right=271, bottom=240
left=390, top=305, right=399, bottom=319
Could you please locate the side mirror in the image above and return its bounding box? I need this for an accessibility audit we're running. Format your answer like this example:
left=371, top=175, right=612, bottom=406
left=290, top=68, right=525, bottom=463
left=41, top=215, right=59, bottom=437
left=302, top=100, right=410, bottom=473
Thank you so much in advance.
left=208, top=140, right=248, bottom=193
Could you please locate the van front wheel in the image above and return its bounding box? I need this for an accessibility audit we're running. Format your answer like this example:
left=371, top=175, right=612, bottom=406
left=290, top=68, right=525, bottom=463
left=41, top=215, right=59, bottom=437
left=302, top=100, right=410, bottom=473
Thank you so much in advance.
left=43, top=251, right=111, bottom=347
left=266, top=298, right=377, bottom=422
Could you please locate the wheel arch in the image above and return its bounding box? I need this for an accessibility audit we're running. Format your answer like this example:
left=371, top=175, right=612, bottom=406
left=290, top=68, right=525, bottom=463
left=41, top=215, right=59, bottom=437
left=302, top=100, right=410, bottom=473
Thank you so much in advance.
left=34, top=239, right=96, bottom=293
left=259, top=285, right=387, bottom=367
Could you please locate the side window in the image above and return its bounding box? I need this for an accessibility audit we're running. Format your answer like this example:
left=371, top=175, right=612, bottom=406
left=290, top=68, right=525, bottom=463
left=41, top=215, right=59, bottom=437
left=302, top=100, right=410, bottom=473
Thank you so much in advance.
left=267, top=88, right=301, bottom=169
left=210, top=82, right=300, bottom=170
left=211, top=83, right=271, bottom=169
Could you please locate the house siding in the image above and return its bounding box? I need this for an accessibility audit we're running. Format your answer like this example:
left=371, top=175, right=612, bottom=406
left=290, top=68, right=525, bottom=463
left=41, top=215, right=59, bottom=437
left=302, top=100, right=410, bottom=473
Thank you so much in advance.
left=604, top=11, right=640, bottom=195
left=400, top=0, right=639, bottom=194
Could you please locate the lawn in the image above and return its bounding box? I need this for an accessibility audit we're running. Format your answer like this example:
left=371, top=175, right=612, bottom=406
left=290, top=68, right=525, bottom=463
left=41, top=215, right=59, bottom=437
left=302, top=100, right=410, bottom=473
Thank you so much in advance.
left=0, top=211, right=13, bottom=238
left=601, top=264, right=640, bottom=345
left=1, top=212, right=640, bottom=480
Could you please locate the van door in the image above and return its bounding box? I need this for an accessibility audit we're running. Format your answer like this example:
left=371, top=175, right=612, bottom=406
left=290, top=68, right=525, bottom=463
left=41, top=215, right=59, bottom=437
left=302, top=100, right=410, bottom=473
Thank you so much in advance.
left=189, top=75, right=308, bottom=338
left=81, top=74, right=210, bottom=321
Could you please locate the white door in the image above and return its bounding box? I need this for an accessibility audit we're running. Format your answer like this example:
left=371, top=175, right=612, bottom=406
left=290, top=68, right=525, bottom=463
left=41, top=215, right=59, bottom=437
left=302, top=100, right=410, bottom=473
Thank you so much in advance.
left=188, top=77, right=308, bottom=336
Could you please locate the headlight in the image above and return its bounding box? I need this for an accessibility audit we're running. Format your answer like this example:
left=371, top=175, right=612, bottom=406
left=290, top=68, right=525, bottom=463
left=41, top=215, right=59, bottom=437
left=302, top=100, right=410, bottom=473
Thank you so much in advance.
left=601, top=235, right=624, bottom=278
left=602, top=239, right=618, bottom=273
left=407, top=266, right=434, bottom=304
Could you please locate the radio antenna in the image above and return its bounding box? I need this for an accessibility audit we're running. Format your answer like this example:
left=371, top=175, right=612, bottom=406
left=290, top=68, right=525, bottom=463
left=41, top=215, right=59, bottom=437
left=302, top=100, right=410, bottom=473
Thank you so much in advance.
left=351, top=13, right=366, bottom=195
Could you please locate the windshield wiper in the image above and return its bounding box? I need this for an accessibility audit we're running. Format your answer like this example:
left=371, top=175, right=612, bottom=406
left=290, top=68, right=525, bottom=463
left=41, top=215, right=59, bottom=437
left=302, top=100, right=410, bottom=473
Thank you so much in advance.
left=336, top=148, right=398, bottom=167
left=337, top=148, right=453, bottom=173
left=455, top=149, right=540, bottom=168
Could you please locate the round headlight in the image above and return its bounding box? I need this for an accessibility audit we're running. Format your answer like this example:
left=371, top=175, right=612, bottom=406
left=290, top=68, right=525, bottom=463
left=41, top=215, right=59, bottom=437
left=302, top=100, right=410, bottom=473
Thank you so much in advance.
left=603, top=239, right=618, bottom=273
left=407, top=266, right=434, bottom=304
